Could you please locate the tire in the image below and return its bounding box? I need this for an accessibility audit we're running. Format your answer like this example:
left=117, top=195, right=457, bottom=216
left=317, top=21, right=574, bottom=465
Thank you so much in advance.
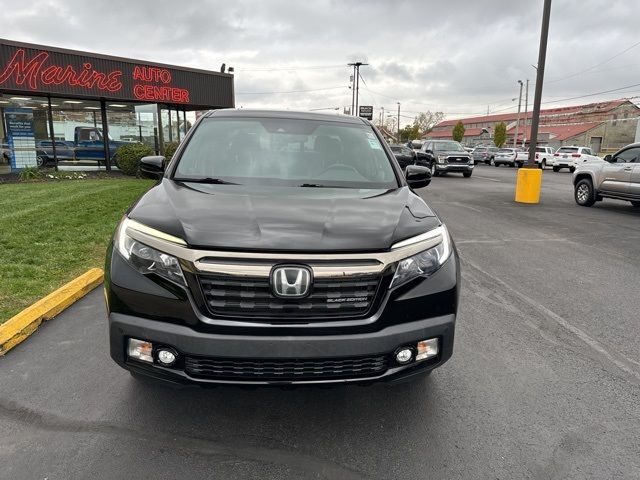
left=510, top=163, right=515, bottom=168
left=494, top=162, right=500, bottom=167
left=575, top=178, right=596, bottom=207
left=516, top=162, right=523, bottom=168
left=36, top=155, right=46, bottom=168
left=430, top=162, right=436, bottom=178
left=490, top=158, right=495, bottom=166
left=553, top=166, right=560, bottom=172
left=569, top=167, right=576, bottom=173
left=463, top=171, right=472, bottom=178
left=540, top=159, right=546, bottom=169
left=631, top=201, right=640, bottom=208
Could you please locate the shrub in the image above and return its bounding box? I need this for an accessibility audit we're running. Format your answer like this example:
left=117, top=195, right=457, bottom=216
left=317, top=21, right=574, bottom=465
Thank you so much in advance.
left=116, top=143, right=154, bottom=176
left=494, top=122, right=507, bottom=148
left=19, top=167, right=43, bottom=181
left=164, top=141, right=179, bottom=161
left=452, top=121, right=465, bottom=142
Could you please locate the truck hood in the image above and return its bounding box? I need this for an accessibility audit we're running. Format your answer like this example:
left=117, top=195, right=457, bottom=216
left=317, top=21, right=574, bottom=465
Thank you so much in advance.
left=127, top=179, right=440, bottom=252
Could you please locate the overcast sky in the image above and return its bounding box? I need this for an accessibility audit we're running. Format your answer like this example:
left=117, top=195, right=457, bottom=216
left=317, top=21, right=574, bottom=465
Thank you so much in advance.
left=2, top=0, right=639, bottom=126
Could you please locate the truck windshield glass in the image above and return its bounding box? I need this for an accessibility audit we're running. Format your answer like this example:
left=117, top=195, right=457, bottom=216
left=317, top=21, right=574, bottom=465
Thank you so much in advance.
left=174, top=117, right=399, bottom=189
left=434, top=141, right=465, bottom=152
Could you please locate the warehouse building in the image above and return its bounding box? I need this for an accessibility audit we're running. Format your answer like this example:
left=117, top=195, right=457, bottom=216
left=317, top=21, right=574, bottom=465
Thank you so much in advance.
left=424, top=99, right=640, bottom=154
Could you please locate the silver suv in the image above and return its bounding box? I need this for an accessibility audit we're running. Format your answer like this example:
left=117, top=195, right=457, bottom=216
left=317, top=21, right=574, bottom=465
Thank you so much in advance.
left=573, top=142, right=640, bottom=207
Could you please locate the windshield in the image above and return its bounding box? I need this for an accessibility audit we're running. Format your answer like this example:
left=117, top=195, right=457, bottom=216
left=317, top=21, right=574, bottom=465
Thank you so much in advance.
left=498, top=149, right=514, bottom=153
left=433, top=141, right=465, bottom=152
left=174, top=117, right=398, bottom=189
left=557, top=147, right=579, bottom=153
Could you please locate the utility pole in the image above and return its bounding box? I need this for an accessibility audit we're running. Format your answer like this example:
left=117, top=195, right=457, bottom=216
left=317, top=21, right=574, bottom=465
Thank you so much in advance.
left=349, top=68, right=356, bottom=116
left=513, top=80, right=523, bottom=147
left=397, top=102, right=401, bottom=142
left=348, top=62, right=368, bottom=116
left=381, top=106, right=385, bottom=127
left=527, top=0, right=552, bottom=168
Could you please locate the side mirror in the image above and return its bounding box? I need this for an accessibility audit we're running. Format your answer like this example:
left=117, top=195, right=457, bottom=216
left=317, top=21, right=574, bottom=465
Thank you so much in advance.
left=603, top=154, right=613, bottom=163
left=140, top=155, right=165, bottom=179
left=405, top=165, right=431, bottom=189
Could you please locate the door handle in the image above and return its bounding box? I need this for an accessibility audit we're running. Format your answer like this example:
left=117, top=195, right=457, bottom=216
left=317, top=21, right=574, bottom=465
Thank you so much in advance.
left=624, top=167, right=633, bottom=171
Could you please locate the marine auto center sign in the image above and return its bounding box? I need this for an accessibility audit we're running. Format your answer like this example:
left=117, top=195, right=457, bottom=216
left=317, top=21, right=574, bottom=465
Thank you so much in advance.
left=0, top=41, right=234, bottom=108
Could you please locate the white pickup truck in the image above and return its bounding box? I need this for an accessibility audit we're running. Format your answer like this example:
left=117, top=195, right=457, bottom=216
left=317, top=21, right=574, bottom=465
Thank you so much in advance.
left=515, top=146, right=555, bottom=169
left=550, top=146, right=601, bottom=172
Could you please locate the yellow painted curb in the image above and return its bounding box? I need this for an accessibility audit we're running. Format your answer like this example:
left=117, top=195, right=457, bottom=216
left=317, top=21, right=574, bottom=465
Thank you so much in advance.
left=0, top=268, right=104, bottom=356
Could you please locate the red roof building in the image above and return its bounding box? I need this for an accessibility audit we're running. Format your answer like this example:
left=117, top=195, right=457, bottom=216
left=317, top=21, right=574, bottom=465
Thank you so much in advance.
left=423, top=99, right=640, bottom=153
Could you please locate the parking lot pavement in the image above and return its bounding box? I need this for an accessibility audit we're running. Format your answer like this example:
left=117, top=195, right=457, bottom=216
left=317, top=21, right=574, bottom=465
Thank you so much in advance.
left=1, top=165, right=639, bottom=480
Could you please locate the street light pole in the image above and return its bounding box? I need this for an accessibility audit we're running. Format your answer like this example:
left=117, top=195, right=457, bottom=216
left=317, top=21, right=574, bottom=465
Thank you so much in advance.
left=527, top=0, right=552, bottom=168
left=397, top=102, right=401, bottom=143
left=523, top=79, right=529, bottom=147
left=513, top=80, right=523, bottom=147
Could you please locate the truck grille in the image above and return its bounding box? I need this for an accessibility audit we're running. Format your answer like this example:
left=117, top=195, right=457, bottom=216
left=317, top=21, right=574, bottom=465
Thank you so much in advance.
left=184, top=354, right=388, bottom=381
left=447, top=156, right=470, bottom=164
left=198, top=274, right=381, bottom=320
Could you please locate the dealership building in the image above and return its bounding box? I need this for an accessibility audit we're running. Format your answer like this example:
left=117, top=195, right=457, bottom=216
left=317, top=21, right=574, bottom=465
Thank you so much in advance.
left=0, top=38, right=235, bottom=174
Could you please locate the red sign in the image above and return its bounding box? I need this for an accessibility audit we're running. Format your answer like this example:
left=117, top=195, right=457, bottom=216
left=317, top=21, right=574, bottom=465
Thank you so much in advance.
left=0, top=49, right=122, bottom=92
left=0, top=48, right=191, bottom=104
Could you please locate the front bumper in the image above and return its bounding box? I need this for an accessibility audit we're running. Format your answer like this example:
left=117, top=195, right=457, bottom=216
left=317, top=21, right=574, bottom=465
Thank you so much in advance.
left=109, top=312, right=455, bottom=385
left=435, top=163, right=473, bottom=172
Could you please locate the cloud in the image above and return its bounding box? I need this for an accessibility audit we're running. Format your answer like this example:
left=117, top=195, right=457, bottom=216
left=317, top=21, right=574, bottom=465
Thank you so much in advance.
left=1, top=0, right=639, bottom=125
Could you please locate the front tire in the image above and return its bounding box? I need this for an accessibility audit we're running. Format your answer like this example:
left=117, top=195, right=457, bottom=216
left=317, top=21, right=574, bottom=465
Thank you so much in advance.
left=463, top=172, right=472, bottom=178
left=430, top=162, right=436, bottom=177
left=490, top=158, right=495, bottom=166
left=569, top=167, right=576, bottom=173
left=540, top=159, right=546, bottom=169
left=553, top=166, right=560, bottom=172
left=575, top=178, right=596, bottom=207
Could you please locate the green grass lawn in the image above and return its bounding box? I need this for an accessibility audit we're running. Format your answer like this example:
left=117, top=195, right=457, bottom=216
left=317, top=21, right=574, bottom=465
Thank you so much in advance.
left=0, top=178, right=154, bottom=323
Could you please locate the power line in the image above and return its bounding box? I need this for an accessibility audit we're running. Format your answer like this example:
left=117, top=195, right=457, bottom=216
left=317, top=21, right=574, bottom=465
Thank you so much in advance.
left=236, top=64, right=346, bottom=72
left=236, top=86, right=346, bottom=95
left=547, top=39, right=640, bottom=83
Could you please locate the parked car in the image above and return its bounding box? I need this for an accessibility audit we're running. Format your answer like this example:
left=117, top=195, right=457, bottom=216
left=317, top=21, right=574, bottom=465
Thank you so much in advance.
left=389, top=144, right=432, bottom=171
left=421, top=140, right=474, bottom=177
left=105, top=109, right=459, bottom=386
left=514, top=146, right=555, bottom=169
left=573, top=143, right=638, bottom=207
left=494, top=148, right=524, bottom=167
left=35, top=140, right=75, bottom=167
left=551, top=146, right=600, bottom=172
left=472, top=146, right=500, bottom=165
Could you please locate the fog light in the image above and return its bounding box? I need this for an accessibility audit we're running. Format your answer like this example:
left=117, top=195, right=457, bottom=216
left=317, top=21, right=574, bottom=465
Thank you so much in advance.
left=395, top=347, right=414, bottom=364
left=416, top=338, right=439, bottom=361
left=128, top=338, right=153, bottom=363
left=157, top=348, right=178, bottom=367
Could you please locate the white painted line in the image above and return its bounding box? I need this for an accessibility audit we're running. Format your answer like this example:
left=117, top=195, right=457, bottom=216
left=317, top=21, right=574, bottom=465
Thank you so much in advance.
left=473, top=175, right=502, bottom=182
left=461, top=254, right=640, bottom=383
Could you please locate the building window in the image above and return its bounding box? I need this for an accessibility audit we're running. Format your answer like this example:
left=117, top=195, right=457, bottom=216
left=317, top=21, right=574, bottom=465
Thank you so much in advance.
left=0, top=93, right=52, bottom=173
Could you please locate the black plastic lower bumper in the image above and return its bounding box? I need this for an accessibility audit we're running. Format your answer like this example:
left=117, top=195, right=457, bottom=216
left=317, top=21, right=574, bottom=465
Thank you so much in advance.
left=109, top=312, right=456, bottom=385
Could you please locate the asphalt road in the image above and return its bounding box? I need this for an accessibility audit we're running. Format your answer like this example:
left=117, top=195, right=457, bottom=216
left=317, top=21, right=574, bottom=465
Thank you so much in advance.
left=1, top=165, right=639, bottom=479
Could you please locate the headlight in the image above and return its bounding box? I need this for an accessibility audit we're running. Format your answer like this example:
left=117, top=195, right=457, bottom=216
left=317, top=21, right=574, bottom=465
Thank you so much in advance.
left=437, top=155, right=447, bottom=164
left=115, top=218, right=187, bottom=286
left=390, top=225, right=452, bottom=288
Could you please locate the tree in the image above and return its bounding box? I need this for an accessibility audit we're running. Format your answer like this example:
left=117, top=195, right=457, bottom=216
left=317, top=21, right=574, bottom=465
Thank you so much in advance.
left=414, top=111, right=445, bottom=135
left=395, top=111, right=445, bottom=142
left=494, top=122, right=507, bottom=148
left=452, top=121, right=465, bottom=142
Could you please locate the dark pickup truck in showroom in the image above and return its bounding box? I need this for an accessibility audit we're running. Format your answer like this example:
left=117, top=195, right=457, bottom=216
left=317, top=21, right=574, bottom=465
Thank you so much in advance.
left=105, top=110, right=459, bottom=386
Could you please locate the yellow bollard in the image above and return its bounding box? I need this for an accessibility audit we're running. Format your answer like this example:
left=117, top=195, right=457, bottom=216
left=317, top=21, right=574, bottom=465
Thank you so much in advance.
left=514, top=168, right=542, bottom=204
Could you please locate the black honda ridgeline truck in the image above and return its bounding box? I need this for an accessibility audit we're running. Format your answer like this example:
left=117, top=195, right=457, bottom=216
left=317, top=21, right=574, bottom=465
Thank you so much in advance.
left=105, top=110, right=459, bottom=386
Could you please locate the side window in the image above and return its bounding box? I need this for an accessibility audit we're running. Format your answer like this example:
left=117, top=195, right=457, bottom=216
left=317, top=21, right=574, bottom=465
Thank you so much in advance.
left=614, top=147, right=640, bottom=163
left=582, top=148, right=591, bottom=155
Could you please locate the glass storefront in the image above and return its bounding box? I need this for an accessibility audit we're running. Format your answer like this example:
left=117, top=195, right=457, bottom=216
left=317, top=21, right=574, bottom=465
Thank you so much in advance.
left=0, top=94, right=199, bottom=174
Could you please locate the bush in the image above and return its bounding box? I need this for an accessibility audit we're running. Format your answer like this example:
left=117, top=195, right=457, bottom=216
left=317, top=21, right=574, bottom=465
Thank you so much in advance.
left=164, top=141, right=179, bottom=161
left=116, top=143, right=154, bottom=176
left=19, top=167, right=43, bottom=181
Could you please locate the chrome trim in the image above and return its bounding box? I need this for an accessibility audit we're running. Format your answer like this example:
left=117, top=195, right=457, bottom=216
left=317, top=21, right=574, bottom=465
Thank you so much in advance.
left=122, top=217, right=444, bottom=278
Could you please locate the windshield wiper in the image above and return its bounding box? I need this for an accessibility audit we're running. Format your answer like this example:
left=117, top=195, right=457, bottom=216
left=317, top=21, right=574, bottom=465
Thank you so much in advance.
left=298, top=183, right=348, bottom=188
left=173, top=177, right=238, bottom=185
